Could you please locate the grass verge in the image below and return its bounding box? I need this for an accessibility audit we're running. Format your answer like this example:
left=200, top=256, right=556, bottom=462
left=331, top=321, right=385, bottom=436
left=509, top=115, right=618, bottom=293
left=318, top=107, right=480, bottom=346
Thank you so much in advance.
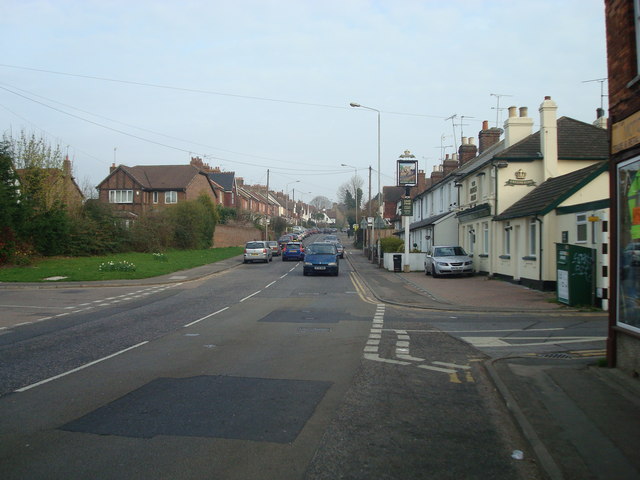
left=0, top=247, right=243, bottom=283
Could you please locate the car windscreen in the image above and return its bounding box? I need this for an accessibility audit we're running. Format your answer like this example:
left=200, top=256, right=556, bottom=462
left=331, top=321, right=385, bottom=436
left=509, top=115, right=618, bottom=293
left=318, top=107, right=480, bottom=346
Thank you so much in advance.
left=246, top=242, right=264, bottom=249
left=434, top=247, right=466, bottom=256
left=286, top=244, right=300, bottom=251
left=307, top=245, right=336, bottom=254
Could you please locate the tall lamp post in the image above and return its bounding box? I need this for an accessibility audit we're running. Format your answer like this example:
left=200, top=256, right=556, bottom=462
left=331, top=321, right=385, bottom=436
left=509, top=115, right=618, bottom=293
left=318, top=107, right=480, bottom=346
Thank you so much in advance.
left=340, top=163, right=359, bottom=227
left=350, top=102, right=381, bottom=263
left=285, top=180, right=300, bottom=228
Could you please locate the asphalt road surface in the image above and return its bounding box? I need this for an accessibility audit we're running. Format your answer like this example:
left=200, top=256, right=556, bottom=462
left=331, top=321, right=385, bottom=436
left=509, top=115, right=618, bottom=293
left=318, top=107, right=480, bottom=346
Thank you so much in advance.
left=0, top=250, right=547, bottom=479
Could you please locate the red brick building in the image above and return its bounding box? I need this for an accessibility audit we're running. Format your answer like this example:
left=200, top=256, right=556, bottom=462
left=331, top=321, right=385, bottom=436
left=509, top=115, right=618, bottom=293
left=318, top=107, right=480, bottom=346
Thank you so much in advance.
left=605, top=0, right=640, bottom=376
left=97, top=164, right=222, bottom=220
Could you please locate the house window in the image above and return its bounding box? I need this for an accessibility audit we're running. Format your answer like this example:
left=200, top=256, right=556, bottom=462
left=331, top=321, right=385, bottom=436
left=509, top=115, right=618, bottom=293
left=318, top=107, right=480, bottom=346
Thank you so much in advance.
left=153, top=192, right=159, bottom=204
left=483, top=222, right=489, bottom=255
left=529, top=218, right=537, bottom=256
left=576, top=214, right=587, bottom=243
left=109, top=190, right=133, bottom=204
left=165, top=191, right=178, bottom=204
left=504, top=222, right=511, bottom=255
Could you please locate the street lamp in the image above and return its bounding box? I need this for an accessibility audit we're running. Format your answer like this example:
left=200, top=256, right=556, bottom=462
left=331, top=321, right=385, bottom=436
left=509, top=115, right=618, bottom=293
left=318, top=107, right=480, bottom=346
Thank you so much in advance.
left=285, top=180, right=300, bottom=225
left=350, top=102, right=381, bottom=262
left=340, top=163, right=359, bottom=227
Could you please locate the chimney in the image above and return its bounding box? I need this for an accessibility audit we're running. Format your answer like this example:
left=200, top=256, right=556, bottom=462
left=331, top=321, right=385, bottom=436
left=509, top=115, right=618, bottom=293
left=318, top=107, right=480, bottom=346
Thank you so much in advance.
left=458, top=136, right=478, bottom=164
left=410, top=170, right=427, bottom=197
left=236, top=177, right=244, bottom=187
left=430, top=163, right=444, bottom=184
left=478, top=120, right=502, bottom=154
left=593, top=107, right=608, bottom=129
left=540, top=96, right=559, bottom=180
left=443, top=153, right=459, bottom=175
left=110, top=163, right=117, bottom=174
left=503, top=105, right=534, bottom=148
left=63, top=156, right=72, bottom=175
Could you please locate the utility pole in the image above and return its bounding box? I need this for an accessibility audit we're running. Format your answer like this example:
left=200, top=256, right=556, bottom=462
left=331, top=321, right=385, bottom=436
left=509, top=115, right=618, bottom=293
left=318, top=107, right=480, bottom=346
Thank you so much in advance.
left=265, top=169, right=270, bottom=241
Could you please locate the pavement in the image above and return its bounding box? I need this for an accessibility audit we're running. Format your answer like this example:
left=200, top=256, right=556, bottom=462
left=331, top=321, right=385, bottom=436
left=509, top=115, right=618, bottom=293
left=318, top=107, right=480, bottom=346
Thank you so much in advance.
left=346, top=248, right=640, bottom=480
left=2, top=247, right=640, bottom=479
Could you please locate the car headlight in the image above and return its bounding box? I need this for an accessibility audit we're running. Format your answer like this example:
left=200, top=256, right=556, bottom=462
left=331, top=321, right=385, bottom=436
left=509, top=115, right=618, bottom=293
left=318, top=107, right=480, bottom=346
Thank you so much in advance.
left=328, top=262, right=337, bottom=266
left=436, top=262, right=448, bottom=267
left=304, top=262, right=312, bottom=266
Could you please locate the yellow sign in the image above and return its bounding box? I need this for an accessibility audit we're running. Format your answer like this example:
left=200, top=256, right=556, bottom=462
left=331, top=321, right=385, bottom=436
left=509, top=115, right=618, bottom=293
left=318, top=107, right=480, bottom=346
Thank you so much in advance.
left=612, top=110, right=640, bottom=154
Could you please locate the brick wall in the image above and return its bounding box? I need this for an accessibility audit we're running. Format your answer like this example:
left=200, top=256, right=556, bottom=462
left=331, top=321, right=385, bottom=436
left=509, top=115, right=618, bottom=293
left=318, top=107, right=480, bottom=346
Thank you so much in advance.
left=606, top=0, right=640, bottom=122
left=214, top=224, right=264, bottom=247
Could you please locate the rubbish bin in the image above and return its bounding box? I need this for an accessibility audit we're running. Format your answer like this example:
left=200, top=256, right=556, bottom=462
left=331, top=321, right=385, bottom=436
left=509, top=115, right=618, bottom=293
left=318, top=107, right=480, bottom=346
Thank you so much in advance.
left=393, top=254, right=402, bottom=272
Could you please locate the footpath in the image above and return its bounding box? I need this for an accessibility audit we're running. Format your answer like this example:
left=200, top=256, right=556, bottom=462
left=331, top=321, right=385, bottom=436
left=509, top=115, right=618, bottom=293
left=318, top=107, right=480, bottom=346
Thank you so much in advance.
left=346, top=249, right=640, bottom=480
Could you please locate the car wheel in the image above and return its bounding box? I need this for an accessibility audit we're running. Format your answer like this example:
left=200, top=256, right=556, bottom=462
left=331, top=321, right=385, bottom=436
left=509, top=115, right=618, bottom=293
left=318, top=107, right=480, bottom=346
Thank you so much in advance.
left=425, top=264, right=429, bottom=275
left=432, top=265, right=439, bottom=278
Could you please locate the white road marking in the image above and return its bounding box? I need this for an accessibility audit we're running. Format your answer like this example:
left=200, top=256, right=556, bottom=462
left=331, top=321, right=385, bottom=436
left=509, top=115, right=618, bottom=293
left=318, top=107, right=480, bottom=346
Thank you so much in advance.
left=462, top=336, right=606, bottom=348
left=264, top=281, right=276, bottom=289
left=16, top=341, right=149, bottom=393
left=240, top=291, right=261, bottom=302
left=183, top=307, right=230, bottom=327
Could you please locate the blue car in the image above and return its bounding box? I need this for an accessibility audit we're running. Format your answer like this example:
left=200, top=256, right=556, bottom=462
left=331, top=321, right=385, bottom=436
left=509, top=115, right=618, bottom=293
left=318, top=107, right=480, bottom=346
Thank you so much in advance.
left=282, top=242, right=305, bottom=261
left=303, top=242, right=339, bottom=276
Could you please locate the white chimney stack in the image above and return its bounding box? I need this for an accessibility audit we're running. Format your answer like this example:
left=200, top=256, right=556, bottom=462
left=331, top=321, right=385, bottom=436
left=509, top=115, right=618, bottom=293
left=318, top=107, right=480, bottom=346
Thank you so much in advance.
left=503, top=105, right=534, bottom=148
left=539, top=96, right=559, bottom=180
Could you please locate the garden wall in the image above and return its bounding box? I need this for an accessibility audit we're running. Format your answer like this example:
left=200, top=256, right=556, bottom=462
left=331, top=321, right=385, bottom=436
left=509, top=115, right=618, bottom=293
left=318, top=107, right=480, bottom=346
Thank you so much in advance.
left=213, top=224, right=263, bottom=247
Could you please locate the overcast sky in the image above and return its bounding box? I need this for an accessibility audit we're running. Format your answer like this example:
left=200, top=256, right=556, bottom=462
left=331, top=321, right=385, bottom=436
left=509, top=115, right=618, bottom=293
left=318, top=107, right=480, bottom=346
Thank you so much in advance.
left=1, top=0, right=607, bottom=204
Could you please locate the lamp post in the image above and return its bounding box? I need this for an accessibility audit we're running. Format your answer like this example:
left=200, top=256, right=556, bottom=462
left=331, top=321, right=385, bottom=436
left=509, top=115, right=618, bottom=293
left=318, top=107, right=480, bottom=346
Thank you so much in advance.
left=350, top=102, right=381, bottom=263
left=340, top=163, right=359, bottom=227
left=285, top=180, right=300, bottom=229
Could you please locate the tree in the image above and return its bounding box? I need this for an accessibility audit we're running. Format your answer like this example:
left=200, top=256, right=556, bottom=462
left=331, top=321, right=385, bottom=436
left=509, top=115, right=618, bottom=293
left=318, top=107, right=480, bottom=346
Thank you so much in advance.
left=0, top=140, right=22, bottom=263
left=309, top=195, right=332, bottom=210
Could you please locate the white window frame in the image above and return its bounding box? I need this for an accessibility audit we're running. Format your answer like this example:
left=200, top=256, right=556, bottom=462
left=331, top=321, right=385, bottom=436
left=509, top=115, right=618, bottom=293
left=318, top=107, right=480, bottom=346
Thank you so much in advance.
left=576, top=214, right=587, bottom=243
left=529, top=218, right=537, bottom=256
left=109, top=189, right=133, bottom=204
left=504, top=222, right=511, bottom=255
left=483, top=222, right=489, bottom=255
left=165, top=191, right=178, bottom=204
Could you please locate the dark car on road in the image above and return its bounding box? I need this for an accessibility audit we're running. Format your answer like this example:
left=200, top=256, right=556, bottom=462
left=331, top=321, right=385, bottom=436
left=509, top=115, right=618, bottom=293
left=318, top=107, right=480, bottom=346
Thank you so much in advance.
left=282, top=242, right=305, bottom=261
left=303, top=242, right=339, bottom=276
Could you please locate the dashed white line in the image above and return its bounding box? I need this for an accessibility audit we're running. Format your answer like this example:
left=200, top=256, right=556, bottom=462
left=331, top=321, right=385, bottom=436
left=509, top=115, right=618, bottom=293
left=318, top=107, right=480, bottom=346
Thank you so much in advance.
left=16, top=341, right=149, bottom=393
left=240, top=291, right=261, bottom=302
left=183, top=307, right=230, bottom=327
left=264, top=281, right=276, bottom=289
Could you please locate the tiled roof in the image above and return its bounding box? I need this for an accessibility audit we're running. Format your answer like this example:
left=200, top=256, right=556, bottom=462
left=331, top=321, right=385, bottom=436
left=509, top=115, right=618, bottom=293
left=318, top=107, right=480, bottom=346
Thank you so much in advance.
left=207, top=172, right=235, bottom=191
left=120, top=165, right=203, bottom=190
left=494, top=162, right=608, bottom=220
left=494, top=117, right=609, bottom=161
left=409, top=211, right=453, bottom=231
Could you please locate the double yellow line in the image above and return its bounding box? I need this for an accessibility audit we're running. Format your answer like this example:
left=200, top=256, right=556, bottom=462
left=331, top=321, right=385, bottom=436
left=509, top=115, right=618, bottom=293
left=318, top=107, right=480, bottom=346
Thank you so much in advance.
left=349, top=271, right=377, bottom=305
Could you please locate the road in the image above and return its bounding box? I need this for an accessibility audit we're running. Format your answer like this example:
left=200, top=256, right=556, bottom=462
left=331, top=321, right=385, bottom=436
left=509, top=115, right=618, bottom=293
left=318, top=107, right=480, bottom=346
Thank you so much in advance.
left=0, top=237, right=606, bottom=479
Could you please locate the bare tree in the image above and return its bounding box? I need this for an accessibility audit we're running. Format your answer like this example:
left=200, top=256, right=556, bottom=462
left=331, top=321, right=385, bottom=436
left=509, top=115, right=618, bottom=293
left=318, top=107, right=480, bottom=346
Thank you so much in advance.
left=309, top=195, right=332, bottom=210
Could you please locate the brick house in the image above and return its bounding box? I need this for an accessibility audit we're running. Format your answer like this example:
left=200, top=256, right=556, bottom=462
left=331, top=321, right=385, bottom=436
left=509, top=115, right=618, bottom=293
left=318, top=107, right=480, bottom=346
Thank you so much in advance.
left=16, top=157, right=84, bottom=212
left=605, top=0, right=640, bottom=375
left=96, top=163, right=222, bottom=219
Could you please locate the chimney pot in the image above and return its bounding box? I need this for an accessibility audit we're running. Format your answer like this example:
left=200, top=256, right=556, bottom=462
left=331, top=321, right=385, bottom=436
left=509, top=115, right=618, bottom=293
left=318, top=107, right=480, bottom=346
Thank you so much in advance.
left=508, top=106, right=517, bottom=117
left=462, top=136, right=468, bottom=145
left=545, top=96, right=551, bottom=100
left=482, top=120, right=489, bottom=130
left=519, top=107, right=528, bottom=117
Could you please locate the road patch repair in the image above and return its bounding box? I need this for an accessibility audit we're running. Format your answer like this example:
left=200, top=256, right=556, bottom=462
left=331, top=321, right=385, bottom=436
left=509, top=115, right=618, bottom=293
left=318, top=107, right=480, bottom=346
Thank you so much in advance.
left=61, top=375, right=331, bottom=443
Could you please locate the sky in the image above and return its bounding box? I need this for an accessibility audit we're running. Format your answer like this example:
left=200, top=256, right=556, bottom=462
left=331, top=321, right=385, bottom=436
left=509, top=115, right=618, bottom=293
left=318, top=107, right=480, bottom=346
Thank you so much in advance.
left=1, top=0, right=608, bottom=205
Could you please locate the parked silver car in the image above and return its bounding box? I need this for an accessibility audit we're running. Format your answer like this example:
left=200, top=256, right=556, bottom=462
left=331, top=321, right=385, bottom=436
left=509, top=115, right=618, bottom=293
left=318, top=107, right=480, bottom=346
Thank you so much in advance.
left=424, top=245, right=473, bottom=277
left=243, top=241, right=272, bottom=263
